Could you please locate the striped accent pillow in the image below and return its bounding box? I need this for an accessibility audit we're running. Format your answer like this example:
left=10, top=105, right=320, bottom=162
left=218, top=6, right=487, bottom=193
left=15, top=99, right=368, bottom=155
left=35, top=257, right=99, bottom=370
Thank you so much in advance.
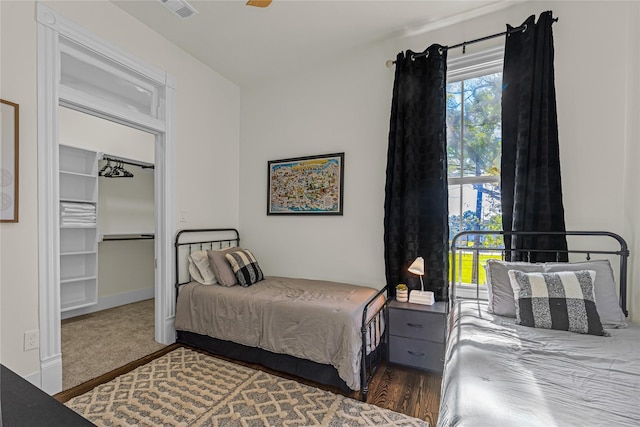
left=508, top=270, right=607, bottom=336
left=225, top=249, right=264, bottom=287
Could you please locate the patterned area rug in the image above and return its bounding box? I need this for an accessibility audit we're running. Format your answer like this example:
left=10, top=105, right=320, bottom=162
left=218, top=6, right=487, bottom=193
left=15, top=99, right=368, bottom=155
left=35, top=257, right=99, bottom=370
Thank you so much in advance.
left=66, top=347, right=428, bottom=426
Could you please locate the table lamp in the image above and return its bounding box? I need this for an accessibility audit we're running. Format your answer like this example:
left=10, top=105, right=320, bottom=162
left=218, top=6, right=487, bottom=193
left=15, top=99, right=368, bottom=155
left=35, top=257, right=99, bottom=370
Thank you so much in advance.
left=408, top=256, right=435, bottom=305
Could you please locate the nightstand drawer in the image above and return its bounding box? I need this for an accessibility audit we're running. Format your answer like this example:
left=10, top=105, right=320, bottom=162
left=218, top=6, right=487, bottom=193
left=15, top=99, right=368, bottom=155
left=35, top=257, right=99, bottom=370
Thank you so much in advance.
left=389, top=307, right=446, bottom=342
left=389, top=335, right=445, bottom=372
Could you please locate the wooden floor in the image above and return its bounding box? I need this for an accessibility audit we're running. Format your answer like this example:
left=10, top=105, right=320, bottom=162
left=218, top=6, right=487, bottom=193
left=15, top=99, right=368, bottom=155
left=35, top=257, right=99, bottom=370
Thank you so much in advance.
left=56, top=344, right=442, bottom=425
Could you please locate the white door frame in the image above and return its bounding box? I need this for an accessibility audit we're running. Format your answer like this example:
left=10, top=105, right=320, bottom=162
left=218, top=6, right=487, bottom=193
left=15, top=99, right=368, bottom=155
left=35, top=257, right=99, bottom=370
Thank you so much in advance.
left=36, top=3, right=176, bottom=394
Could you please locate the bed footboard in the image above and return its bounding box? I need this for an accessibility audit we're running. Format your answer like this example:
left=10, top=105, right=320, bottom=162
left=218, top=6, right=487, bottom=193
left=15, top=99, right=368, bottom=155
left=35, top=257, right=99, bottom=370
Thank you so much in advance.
left=361, top=287, right=388, bottom=401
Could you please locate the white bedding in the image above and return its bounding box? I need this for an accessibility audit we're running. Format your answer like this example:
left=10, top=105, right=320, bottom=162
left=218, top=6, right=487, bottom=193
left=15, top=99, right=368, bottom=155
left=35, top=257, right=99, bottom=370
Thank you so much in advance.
left=437, top=300, right=640, bottom=427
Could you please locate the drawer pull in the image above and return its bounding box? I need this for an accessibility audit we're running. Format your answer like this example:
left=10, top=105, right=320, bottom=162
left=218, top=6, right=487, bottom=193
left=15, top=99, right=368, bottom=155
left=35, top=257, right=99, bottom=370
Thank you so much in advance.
left=406, top=322, right=424, bottom=328
left=407, top=350, right=425, bottom=357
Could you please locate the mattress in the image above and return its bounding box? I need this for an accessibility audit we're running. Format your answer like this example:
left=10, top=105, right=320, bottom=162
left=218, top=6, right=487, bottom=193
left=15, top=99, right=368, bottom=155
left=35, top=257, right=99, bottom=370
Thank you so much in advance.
left=175, top=276, right=385, bottom=390
left=437, top=300, right=640, bottom=427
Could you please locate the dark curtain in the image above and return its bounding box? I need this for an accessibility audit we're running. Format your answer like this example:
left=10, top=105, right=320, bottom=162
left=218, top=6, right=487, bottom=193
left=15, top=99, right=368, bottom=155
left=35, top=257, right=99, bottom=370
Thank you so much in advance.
left=384, top=45, right=449, bottom=300
left=501, top=11, right=568, bottom=262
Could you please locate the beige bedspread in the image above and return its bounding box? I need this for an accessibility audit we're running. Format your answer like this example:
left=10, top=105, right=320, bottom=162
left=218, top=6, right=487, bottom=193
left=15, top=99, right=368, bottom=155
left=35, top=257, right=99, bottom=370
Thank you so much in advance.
left=175, top=276, right=385, bottom=390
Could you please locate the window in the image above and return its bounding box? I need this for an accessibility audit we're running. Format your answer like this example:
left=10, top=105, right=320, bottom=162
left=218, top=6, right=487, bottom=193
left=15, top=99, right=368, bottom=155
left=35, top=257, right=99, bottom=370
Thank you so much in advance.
left=446, top=47, right=504, bottom=288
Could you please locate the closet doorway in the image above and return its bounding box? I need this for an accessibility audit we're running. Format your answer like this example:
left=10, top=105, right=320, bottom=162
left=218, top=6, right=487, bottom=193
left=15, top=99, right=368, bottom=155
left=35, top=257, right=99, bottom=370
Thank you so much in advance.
left=37, top=2, right=176, bottom=394
left=59, top=107, right=161, bottom=389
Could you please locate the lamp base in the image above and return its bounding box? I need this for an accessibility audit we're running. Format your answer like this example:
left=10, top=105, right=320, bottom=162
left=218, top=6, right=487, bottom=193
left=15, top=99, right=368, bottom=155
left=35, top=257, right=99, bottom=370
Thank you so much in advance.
left=409, top=290, right=435, bottom=305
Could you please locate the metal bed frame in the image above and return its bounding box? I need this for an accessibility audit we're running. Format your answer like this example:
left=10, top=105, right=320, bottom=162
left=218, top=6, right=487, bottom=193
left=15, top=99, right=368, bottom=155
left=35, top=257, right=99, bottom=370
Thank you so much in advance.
left=450, top=230, right=629, bottom=316
left=174, top=228, right=388, bottom=401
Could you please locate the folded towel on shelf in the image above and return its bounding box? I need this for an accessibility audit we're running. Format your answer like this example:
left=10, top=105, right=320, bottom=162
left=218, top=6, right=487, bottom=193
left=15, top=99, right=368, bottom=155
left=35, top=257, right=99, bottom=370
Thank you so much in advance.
left=62, top=218, right=96, bottom=225
left=62, top=208, right=96, bottom=213
left=61, top=212, right=96, bottom=218
left=60, top=202, right=96, bottom=211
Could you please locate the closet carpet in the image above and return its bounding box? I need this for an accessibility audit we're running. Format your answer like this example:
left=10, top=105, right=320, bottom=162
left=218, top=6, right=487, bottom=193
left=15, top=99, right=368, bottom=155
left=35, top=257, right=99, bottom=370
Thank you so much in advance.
left=61, top=299, right=166, bottom=391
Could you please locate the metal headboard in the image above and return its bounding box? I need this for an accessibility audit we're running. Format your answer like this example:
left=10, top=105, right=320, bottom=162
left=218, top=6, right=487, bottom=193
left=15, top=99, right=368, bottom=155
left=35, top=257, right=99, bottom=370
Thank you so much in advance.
left=174, top=228, right=240, bottom=291
left=450, top=230, right=629, bottom=317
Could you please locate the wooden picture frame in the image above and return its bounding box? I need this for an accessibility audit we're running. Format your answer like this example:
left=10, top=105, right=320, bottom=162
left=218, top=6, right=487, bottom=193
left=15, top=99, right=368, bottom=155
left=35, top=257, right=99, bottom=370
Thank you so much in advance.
left=267, top=152, right=344, bottom=215
left=1, top=99, right=19, bottom=223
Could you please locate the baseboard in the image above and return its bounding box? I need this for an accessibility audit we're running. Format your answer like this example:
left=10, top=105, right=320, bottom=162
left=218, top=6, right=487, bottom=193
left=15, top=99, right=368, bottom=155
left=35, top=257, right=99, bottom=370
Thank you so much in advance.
left=61, top=288, right=154, bottom=320
left=160, top=315, right=176, bottom=345
left=40, top=353, right=63, bottom=394
left=24, top=369, right=42, bottom=388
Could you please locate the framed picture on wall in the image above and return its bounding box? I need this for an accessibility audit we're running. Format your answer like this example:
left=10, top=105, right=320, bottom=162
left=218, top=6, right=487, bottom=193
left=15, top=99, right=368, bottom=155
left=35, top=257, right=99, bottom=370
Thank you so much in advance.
left=1, top=99, right=19, bottom=223
left=267, top=152, right=344, bottom=215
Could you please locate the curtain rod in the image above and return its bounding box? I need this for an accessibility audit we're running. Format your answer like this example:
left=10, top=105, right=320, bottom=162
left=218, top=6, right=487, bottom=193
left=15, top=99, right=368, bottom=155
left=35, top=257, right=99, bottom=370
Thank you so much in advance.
left=385, top=17, right=558, bottom=68
left=102, top=155, right=154, bottom=170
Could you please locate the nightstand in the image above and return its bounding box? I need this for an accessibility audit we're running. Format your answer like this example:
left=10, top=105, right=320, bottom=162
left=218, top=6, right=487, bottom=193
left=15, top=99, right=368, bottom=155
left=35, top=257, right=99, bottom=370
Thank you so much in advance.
left=388, top=300, right=447, bottom=373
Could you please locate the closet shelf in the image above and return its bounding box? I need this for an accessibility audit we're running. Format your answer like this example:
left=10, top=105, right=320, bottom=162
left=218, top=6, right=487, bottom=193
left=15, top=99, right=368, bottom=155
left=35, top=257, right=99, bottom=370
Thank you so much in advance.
left=59, top=144, right=100, bottom=314
left=60, top=170, right=96, bottom=179
left=60, top=274, right=97, bottom=284
left=61, top=300, right=97, bottom=313
left=60, top=197, right=97, bottom=204
left=61, top=250, right=97, bottom=256
left=100, top=233, right=155, bottom=241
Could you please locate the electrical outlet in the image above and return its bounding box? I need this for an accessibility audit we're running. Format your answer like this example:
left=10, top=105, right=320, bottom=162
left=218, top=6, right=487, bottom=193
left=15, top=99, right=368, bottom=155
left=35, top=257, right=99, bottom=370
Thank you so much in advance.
left=180, top=210, right=188, bottom=223
left=24, top=330, right=39, bottom=351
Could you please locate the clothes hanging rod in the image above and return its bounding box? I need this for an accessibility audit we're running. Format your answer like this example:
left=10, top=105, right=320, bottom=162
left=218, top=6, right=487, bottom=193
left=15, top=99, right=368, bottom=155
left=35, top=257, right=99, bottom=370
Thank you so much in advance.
left=100, top=233, right=155, bottom=241
left=102, top=156, right=154, bottom=169
left=385, top=17, right=558, bottom=68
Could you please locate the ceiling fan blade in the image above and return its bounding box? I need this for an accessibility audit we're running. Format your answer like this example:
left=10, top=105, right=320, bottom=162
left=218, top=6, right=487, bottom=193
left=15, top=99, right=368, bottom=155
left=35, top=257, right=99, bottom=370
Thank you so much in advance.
left=246, top=0, right=272, bottom=7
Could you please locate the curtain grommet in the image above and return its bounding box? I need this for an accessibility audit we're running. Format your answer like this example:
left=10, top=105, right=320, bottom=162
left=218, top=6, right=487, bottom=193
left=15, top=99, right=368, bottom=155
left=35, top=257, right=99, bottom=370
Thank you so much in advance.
left=522, top=23, right=528, bottom=33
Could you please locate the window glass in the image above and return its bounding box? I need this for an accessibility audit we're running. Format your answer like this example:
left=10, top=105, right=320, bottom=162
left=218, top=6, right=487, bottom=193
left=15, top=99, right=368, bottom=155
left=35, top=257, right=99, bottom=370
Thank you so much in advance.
left=59, top=39, right=164, bottom=119
left=447, top=60, right=504, bottom=288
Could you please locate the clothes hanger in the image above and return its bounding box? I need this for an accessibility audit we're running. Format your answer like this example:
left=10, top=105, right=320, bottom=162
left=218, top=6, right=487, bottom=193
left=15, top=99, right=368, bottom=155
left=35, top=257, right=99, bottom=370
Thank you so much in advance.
left=99, top=160, right=113, bottom=177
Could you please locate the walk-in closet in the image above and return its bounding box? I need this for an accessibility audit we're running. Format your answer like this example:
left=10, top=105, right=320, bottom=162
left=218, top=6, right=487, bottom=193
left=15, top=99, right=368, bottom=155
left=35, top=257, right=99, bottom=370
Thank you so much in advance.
left=58, top=107, right=160, bottom=390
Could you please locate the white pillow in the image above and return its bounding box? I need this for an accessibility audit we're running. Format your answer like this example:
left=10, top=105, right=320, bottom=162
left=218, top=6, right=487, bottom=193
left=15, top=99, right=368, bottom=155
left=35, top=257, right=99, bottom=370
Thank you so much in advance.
left=188, top=250, right=217, bottom=285
left=484, top=259, right=543, bottom=317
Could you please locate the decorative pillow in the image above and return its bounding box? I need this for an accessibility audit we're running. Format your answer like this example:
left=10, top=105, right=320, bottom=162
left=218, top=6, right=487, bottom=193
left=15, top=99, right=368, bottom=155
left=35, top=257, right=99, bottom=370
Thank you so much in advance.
left=507, top=270, right=607, bottom=336
left=544, top=260, right=626, bottom=328
left=187, top=250, right=216, bottom=285
left=484, top=259, right=543, bottom=317
left=225, top=249, right=264, bottom=287
left=207, top=247, right=242, bottom=287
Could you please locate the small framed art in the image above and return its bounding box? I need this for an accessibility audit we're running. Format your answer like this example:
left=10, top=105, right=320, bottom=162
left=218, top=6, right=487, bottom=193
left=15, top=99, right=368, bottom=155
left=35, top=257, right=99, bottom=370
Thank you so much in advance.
left=267, top=152, right=344, bottom=215
left=1, top=99, right=19, bottom=223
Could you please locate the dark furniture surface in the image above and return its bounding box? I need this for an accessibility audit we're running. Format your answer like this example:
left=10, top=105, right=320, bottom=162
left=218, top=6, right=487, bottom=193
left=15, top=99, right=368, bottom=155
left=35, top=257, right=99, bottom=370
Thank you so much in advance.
left=388, top=300, right=447, bottom=373
left=1, top=364, right=94, bottom=426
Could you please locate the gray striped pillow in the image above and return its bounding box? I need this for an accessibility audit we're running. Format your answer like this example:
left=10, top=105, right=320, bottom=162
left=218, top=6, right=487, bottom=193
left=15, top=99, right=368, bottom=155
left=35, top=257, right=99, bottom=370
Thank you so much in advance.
left=508, top=270, right=607, bottom=336
left=225, top=249, right=264, bottom=287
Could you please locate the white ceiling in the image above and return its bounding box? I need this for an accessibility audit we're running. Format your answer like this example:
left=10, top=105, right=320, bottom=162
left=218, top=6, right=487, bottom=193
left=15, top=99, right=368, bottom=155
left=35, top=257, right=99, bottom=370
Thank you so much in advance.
left=112, top=0, right=512, bottom=87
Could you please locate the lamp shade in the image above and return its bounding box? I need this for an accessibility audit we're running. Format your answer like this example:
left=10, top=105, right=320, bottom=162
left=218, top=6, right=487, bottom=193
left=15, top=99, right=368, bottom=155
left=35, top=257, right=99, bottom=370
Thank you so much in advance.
left=408, top=257, right=424, bottom=276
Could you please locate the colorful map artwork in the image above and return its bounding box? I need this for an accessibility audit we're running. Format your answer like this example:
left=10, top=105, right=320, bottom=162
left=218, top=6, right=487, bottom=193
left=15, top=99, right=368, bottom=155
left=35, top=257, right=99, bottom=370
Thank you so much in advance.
left=269, top=156, right=342, bottom=213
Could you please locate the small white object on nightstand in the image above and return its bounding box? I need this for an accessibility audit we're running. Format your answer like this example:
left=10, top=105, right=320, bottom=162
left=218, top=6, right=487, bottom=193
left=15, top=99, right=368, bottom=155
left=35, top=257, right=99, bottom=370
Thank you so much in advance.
left=409, top=290, right=435, bottom=305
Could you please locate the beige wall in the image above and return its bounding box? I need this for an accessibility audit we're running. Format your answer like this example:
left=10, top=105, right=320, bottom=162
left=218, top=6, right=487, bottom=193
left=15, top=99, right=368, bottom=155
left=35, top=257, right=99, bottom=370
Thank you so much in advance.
left=240, top=1, right=640, bottom=322
left=0, top=0, right=240, bottom=378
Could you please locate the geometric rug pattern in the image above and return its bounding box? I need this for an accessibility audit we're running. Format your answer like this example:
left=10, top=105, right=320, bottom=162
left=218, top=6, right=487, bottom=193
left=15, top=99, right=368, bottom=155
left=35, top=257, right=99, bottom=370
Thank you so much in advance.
left=65, top=347, right=429, bottom=426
